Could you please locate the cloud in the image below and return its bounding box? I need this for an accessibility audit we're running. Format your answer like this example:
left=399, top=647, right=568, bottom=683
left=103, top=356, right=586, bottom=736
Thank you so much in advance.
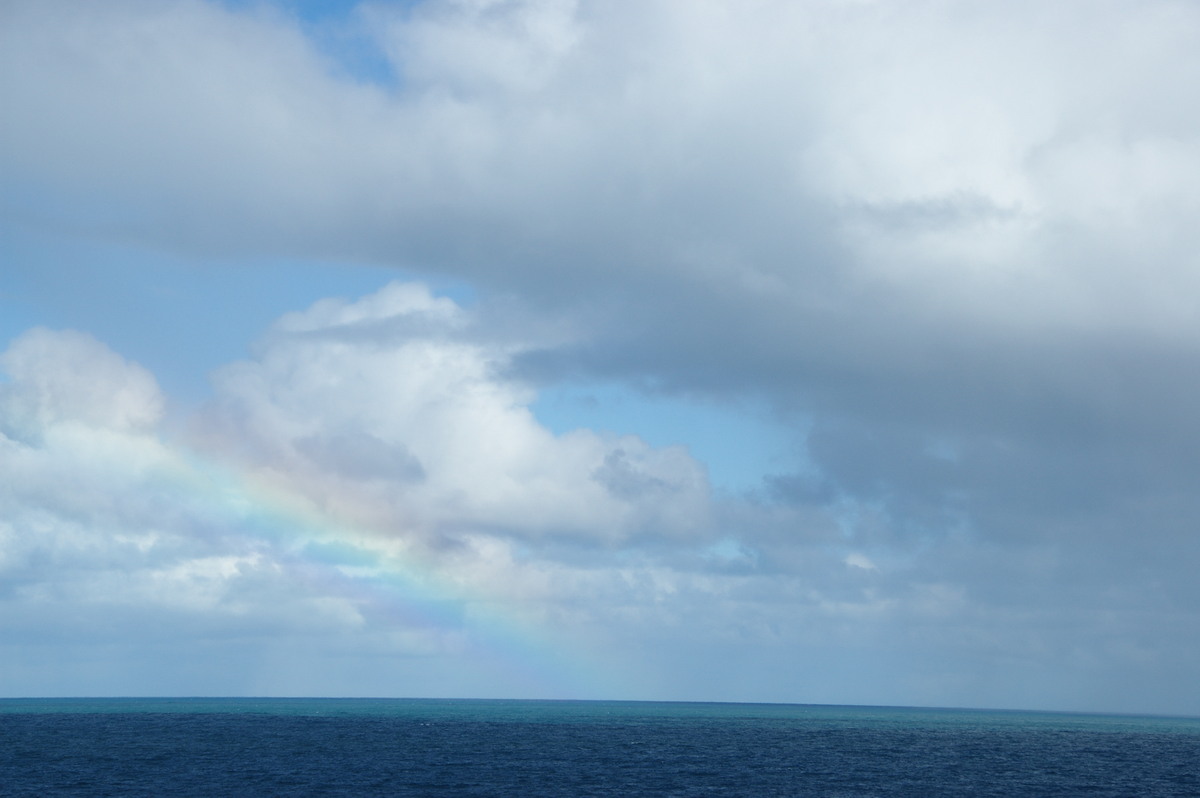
left=0, top=326, right=453, bottom=676
left=0, top=328, right=164, bottom=437
left=2, top=280, right=1199, bottom=710
left=8, top=0, right=1200, bottom=367
left=0, top=289, right=730, bottom=697
left=4, top=0, right=1200, bottom=711
left=294, top=430, right=427, bottom=482
left=193, top=281, right=714, bottom=545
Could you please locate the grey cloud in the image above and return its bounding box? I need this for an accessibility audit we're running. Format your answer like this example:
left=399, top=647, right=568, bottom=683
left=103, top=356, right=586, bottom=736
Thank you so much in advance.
left=5, top=0, right=1200, bottom=711
left=592, top=449, right=676, bottom=501
left=295, top=430, right=426, bottom=482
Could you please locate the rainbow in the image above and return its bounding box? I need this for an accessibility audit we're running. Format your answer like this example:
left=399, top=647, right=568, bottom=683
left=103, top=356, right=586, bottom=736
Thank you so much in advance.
left=161, top=446, right=619, bottom=699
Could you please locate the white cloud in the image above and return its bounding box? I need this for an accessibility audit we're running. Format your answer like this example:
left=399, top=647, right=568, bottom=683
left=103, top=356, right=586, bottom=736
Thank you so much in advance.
left=1, top=302, right=1198, bottom=710
left=0, top=328, right=392, bottom=651
left=0, top=292, right=725, bottom=693
left=195, top=281, right=714, bottom=544
left=0, top=328, right=164, bottom=437
left=372, top=0, right=583, bottom=94
left=4, top=0, right=1200, bottom=711
left=7, top=0, right=1200, bottom=342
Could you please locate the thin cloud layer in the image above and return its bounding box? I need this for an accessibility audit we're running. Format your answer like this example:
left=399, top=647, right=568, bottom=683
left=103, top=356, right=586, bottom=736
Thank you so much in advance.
left=2, top=0, right=1200, bottom=712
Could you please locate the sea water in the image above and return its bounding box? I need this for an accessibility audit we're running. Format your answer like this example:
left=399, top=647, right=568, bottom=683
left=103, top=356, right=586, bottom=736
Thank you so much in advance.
left=2, top=698, right=1198, bottom=796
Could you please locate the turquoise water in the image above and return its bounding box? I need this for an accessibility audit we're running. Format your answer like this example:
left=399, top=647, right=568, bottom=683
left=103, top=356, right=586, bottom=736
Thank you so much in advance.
left=5, top=696, right=1198, bottom=730
left=2, top=698, right=1198, bottom=796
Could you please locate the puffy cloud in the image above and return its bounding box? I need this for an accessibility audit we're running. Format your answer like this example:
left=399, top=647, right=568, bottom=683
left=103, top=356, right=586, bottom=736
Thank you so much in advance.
left=4, top=0, right=1200, bottom=710
left=194, top=281, right=714, bottom=544
left=1, top=282, right=1198, bottom=709
left=7, top=0, right=1200, bottom=334
left=0, top=328, right=164, bottom=437
left=0, top=327, right=448, bottom=669
left=0, top=291, right=727, bottom=698
left=6, top=0, right=1200, bottom=441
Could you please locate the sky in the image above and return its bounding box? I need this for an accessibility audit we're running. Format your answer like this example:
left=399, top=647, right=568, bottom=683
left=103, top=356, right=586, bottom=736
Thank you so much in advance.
left=2, top=0, right=1200, bottom=716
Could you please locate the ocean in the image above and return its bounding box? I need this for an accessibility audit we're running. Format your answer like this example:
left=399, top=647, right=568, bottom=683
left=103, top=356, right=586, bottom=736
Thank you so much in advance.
left=1, top=698, right=1197, bottom=796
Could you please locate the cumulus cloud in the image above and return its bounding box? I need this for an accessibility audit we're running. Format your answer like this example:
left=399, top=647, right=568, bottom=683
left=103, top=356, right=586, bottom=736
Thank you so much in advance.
left=0, top=328, right=164, bottom=437
left=194, top=282, right=713, bottom=545
left=8, top=0, right=1200, bottom=330
left=9, top=0, right=1194, bottom=459
left=4, top=0, right=1200, bottom=711
left=2, top=279, right=1198, bottom=709
left=0, top=290, right=733, bottom=696
left=0, top=326, right=463, bottom=692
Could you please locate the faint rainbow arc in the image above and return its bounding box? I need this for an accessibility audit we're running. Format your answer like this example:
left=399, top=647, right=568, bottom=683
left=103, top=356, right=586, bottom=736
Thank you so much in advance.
left=166, top=447, right=615, bottom=699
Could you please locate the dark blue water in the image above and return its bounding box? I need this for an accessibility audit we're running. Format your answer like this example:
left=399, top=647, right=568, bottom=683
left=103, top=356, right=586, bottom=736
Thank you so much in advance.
left=2, top=698, right=1198, bottom=796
